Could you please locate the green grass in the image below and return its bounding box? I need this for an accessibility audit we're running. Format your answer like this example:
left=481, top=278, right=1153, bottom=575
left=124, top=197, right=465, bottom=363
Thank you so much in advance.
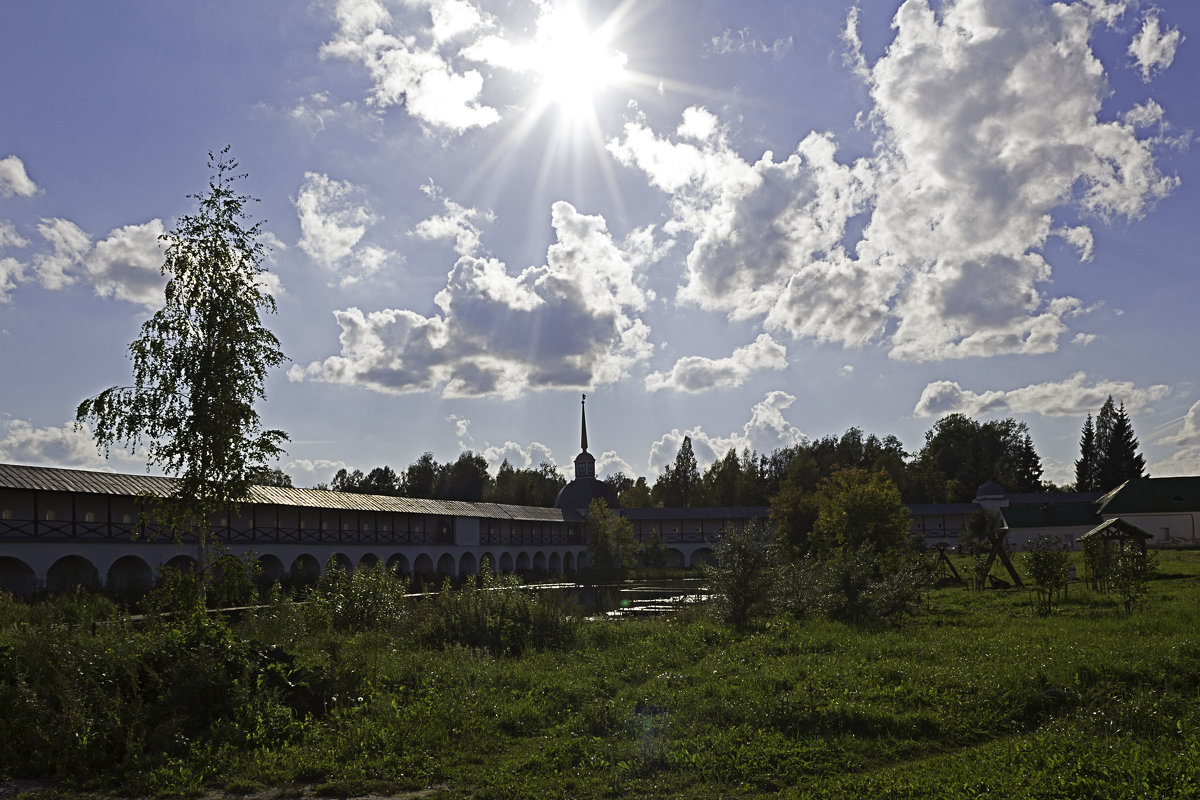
left=4, top=554, right=1200, bottom=798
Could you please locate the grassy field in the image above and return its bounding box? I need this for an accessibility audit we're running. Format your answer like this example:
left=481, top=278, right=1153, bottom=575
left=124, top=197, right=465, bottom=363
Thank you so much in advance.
left=3, top=551, right=1200, bottom=798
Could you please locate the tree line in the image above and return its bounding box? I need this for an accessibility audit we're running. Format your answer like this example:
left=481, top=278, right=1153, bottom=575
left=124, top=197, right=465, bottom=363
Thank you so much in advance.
left=297, top=397, right=1147, bottom=509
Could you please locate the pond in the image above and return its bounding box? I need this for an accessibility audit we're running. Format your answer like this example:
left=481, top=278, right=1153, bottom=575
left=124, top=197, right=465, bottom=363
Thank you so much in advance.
left=530, top=578, right=710, bottom=616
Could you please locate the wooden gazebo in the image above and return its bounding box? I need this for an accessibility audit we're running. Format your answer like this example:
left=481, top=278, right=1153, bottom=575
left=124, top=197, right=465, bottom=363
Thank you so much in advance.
left=1079, top=517, right=1153, bottom=589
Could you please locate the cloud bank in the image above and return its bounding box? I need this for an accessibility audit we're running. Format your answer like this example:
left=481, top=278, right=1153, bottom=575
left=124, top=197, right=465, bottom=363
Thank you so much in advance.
left=914, top=372, right=1172, bottom=418
left=290, top=200, right=655, bottom=398
left=609, top=0, right=1179, bottom=364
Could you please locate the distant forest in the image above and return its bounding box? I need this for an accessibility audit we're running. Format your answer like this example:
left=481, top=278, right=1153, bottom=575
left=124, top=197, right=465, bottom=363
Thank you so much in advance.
left=255, top=398, right=1147, bottom=509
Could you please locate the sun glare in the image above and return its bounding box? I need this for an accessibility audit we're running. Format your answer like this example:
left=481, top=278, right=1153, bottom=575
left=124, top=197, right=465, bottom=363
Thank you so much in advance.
left=526, top=5, right=627, bottom=115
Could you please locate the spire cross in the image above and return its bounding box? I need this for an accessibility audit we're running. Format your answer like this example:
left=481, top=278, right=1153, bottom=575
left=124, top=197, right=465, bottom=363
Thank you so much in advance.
left=581, top=393, right=589, bottom=452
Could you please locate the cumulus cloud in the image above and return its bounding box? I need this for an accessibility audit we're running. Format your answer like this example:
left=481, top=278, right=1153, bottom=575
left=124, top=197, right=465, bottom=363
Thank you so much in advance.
left=0, top=221, right=29, bottom=302
left=0, top=155, right=39, bottom=197
left=480, top=440, right=557, bottom=473
left=286, top=458, right=349, bottom=488
left=320, top=0, right=500, bottom=133
left=85, top=220, right=167, bottom=307
left=1153, top=399, right=1200, bottom=477
left=1129, top=12, right=1183, bottom=81
left=645, top=334, right=787, bottom=392
left=914, top=372, right=1171, bottom=418
left=610, top=0, right=1179, bottom=362
left=33, top=218, right=90, bottom=290
left=295, top=172, right=391, bottom=285
left=595, top=449, right=634, bottom=479
left=647, top=390, right=806, bottom=474
left=412, top=183, right=493, bottom=257
left=290, top=200, right=654, bottom=398
left=0, top=419, right=107, bottom=468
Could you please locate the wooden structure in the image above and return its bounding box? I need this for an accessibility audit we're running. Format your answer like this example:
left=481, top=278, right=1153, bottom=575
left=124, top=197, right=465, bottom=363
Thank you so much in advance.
left=1079, top=517, right=1153, bottom=590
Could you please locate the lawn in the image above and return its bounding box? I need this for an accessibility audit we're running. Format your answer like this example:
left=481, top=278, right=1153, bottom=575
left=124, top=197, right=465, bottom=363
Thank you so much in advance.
left=2, top=551, right=1199, bottom=798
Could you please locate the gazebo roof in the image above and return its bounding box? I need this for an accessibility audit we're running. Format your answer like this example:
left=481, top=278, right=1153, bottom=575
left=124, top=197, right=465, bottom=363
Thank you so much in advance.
left=1079, top=517, right=1154, bottom=542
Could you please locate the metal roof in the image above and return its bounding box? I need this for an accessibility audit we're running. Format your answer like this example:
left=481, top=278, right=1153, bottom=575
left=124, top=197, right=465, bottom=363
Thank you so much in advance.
left=0, top=463, right=565, bottom=522
left=1096, top=477, right=1200, bottom=515
left=620, top=506, right=770, bottom=520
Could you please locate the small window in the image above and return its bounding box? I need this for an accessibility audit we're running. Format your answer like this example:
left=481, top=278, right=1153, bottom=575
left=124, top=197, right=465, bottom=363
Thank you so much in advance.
left=1, top=509, right=12, bottom=520
left=123, top=514, right=134, bottom=524
left=84, top=512, right=96, bottom=523
left=44, top=510, right=56, bottom=521
left=321, top=521, right=330, bottom=531
left=381, top=524, right=390, bottom=532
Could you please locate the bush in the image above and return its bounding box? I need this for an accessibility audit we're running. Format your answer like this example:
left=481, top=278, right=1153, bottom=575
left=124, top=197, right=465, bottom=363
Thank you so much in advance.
left=1024, top=535, right=1072, bottom=614
left=703, top=522, right=777, bottom=627
left=411, top=567, right=578, bottom=655
left=776, top=545, right=932, bottom=623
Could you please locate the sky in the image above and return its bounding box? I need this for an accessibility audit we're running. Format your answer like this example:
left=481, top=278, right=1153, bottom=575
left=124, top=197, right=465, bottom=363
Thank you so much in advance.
left=2, top=0, right=1199, bottom=489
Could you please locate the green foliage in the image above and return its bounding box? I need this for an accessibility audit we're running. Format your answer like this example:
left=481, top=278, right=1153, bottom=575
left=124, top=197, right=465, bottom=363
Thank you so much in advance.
left=642, top=526, right=669, bottom=571
left=960, top=508, right=999, bottom=590
left=75, top=149, right=287, bottom=562
left=6, top=554, right=1200, bottom=797
left=809, top=467, right=911, bottom=556
left=208, top=551, right=262, bottom=608
left=915, top=414, right=1044, bottom=501
left=411, top=568, right=578, bottom=655
left=1107, top=544, right=1157, bottom=614
left=584, top=498, right=641, bottom=581
left=1024, top=535, right=1073, bottom=614
left=1077, top=396, right=1148, bottom=492
left=652, top=435, right=701, bottom=507
left=703, top=522, right=778, bottom=627
left=776, top=545, right=932, bottom=623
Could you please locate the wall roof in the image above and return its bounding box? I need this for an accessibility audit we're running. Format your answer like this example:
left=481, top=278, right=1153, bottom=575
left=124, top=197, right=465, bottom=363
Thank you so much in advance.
left=1097, top=477, right=1200, bottom=515
left=0, top=463, right=565, bottom=523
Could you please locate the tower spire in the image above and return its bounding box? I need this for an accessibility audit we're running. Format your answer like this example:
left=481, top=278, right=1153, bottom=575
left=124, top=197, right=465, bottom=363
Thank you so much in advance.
left=580, top=393, right=589, bottom=452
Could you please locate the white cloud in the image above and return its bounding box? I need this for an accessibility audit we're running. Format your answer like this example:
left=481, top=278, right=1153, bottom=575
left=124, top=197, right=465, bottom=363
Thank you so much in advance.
left=0, top=257, right=22, bottom=302
left=707, top=28, right=794, bottom=59
left=611, top=0, right=1179, bottom=363
left=595, top=449, right=634, bottom=479
left=285, top=458, right=349, bottom=488
left=290, top=200, right=654, bottom=398
left=0, top=419, right=107, bottom=469
left=33, top=217, right=90, bottom=290
left=645, top=334, right=787, bottom=392
left=480, top=440, right=557, bottom=473
left=0, top=221, right=28, bottom=302
left=1153, top=399, right=1200, bottom=478
left=0, top=155, right=39, bottom=198
left=85, top=220, right=167, bottom=308
left=1129, top=12, right=1183, bottom=81
left=647, top=390, right=806, bottom=474
left=609, top=119, right=876, bottom=332
left=412, top=183, right=493, bottom=257
left=320, top=0, right=500, bottom=133
left=1158, top=400, right=1200, bottom=449
left=913, top=372, right=1171, bottom=418
left=295, top=172, right=390, bottom=285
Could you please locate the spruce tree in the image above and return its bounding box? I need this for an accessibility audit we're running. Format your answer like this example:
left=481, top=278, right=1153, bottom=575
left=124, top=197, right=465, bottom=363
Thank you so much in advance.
left=1098, top=403, right=1147, bottom=490
left=1074, top=413, right=1098, bottom=491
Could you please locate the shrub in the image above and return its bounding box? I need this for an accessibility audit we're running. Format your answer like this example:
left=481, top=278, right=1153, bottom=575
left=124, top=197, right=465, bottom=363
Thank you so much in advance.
left=776, top=545, right=932, bottom=623
left=703, top=522, right=777, bottom=627
left=411, top=566, right=578, bottom=655
left=1024, top=535, right=1072, bottom=614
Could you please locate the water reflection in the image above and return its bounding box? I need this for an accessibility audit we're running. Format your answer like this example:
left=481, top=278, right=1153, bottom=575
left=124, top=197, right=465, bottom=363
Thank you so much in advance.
left=531, top=579, right=710, bottom=616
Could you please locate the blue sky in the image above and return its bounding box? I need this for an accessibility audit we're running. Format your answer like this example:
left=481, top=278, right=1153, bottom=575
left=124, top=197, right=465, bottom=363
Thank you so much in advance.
left=2, top=0, right=1199, bottom=488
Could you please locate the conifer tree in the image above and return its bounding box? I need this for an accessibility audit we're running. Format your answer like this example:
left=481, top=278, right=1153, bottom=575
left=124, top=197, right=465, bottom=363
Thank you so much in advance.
left=1098, top=402, right=1147, bottom=490
left=1074, top=413, right=1098, bottom=491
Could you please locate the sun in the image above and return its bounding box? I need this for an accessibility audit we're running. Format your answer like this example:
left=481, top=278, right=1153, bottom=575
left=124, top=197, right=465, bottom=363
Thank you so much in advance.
left=524, top=4, right=628, bottom=117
